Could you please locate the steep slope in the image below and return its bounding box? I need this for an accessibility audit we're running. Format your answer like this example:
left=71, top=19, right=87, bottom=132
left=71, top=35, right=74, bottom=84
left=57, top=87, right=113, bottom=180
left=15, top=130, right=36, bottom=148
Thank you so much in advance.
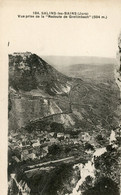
left=9, top=52, right=119, bottom=134
left=9, top=52, right=72, bottom=95
left=25, top=79, right=119, bottom=137
left=116, top=32, right=121, bottom=93
left=9, top=52, right=73, bottom=130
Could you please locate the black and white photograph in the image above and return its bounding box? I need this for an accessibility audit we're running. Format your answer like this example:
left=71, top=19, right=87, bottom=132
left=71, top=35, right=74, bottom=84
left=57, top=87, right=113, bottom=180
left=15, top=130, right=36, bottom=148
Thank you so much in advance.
left=0, top=0, right=121, bottom=195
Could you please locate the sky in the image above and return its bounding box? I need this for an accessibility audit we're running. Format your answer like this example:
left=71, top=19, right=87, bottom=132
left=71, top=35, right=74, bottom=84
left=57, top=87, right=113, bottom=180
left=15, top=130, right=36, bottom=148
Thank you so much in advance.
left=1, top=0, right=121, bottom=60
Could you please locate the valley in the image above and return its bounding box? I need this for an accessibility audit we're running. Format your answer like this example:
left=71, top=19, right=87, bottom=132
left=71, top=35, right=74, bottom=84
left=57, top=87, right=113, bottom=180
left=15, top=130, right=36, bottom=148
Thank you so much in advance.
left=8, top=53, right=121, bottom=195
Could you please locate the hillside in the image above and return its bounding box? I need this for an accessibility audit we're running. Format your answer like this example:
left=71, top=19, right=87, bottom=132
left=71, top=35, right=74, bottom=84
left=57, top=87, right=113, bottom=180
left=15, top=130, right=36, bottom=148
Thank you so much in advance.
left=9, top=52, right=119, bottom=134
left=9, top=53, right=74, bottom=130
left=9, top=53, right=72, bottom=95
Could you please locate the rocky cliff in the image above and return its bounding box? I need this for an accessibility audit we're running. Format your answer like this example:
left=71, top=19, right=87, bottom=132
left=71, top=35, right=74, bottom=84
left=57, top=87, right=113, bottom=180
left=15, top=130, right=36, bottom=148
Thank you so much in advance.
left=116, top=32, right=121, bottom=91
left=116, top=32, right=121, bottom=194
left=9, top=53, right=72, bottom=130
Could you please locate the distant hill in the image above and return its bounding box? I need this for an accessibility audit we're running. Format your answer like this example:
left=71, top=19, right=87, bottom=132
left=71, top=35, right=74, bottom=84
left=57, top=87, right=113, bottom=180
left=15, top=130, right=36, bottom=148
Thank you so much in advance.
left=42, top=56, right=116, bottom=68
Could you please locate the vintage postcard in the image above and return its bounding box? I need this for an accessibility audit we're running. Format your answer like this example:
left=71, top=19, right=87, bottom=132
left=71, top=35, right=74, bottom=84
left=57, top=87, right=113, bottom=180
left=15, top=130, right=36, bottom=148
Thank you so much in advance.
left=0, top=0, right=121, bottom=194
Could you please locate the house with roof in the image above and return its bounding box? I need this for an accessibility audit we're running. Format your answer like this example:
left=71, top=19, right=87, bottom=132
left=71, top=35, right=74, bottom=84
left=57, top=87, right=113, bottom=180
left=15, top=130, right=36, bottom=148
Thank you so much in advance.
left=27, top=153, right=36, bottom=160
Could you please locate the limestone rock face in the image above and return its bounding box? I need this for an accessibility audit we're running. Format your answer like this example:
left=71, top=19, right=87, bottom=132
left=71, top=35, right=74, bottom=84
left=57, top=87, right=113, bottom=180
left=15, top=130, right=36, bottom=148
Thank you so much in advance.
left=9, top=53, right=73, bottom=131
left=115, top=33, right=121, bottom=95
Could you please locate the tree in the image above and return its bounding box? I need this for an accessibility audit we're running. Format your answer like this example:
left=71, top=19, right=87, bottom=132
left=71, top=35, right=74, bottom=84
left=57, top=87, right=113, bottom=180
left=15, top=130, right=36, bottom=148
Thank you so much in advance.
left=83, top=177, right=119, bottom=195
left=84, top=143, right=94, bottom=151
left=50, top=122, right=65, bottom=132
left=96, top=134, right=105, bottom=145
left=48, top=144, right=62, bottom=156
